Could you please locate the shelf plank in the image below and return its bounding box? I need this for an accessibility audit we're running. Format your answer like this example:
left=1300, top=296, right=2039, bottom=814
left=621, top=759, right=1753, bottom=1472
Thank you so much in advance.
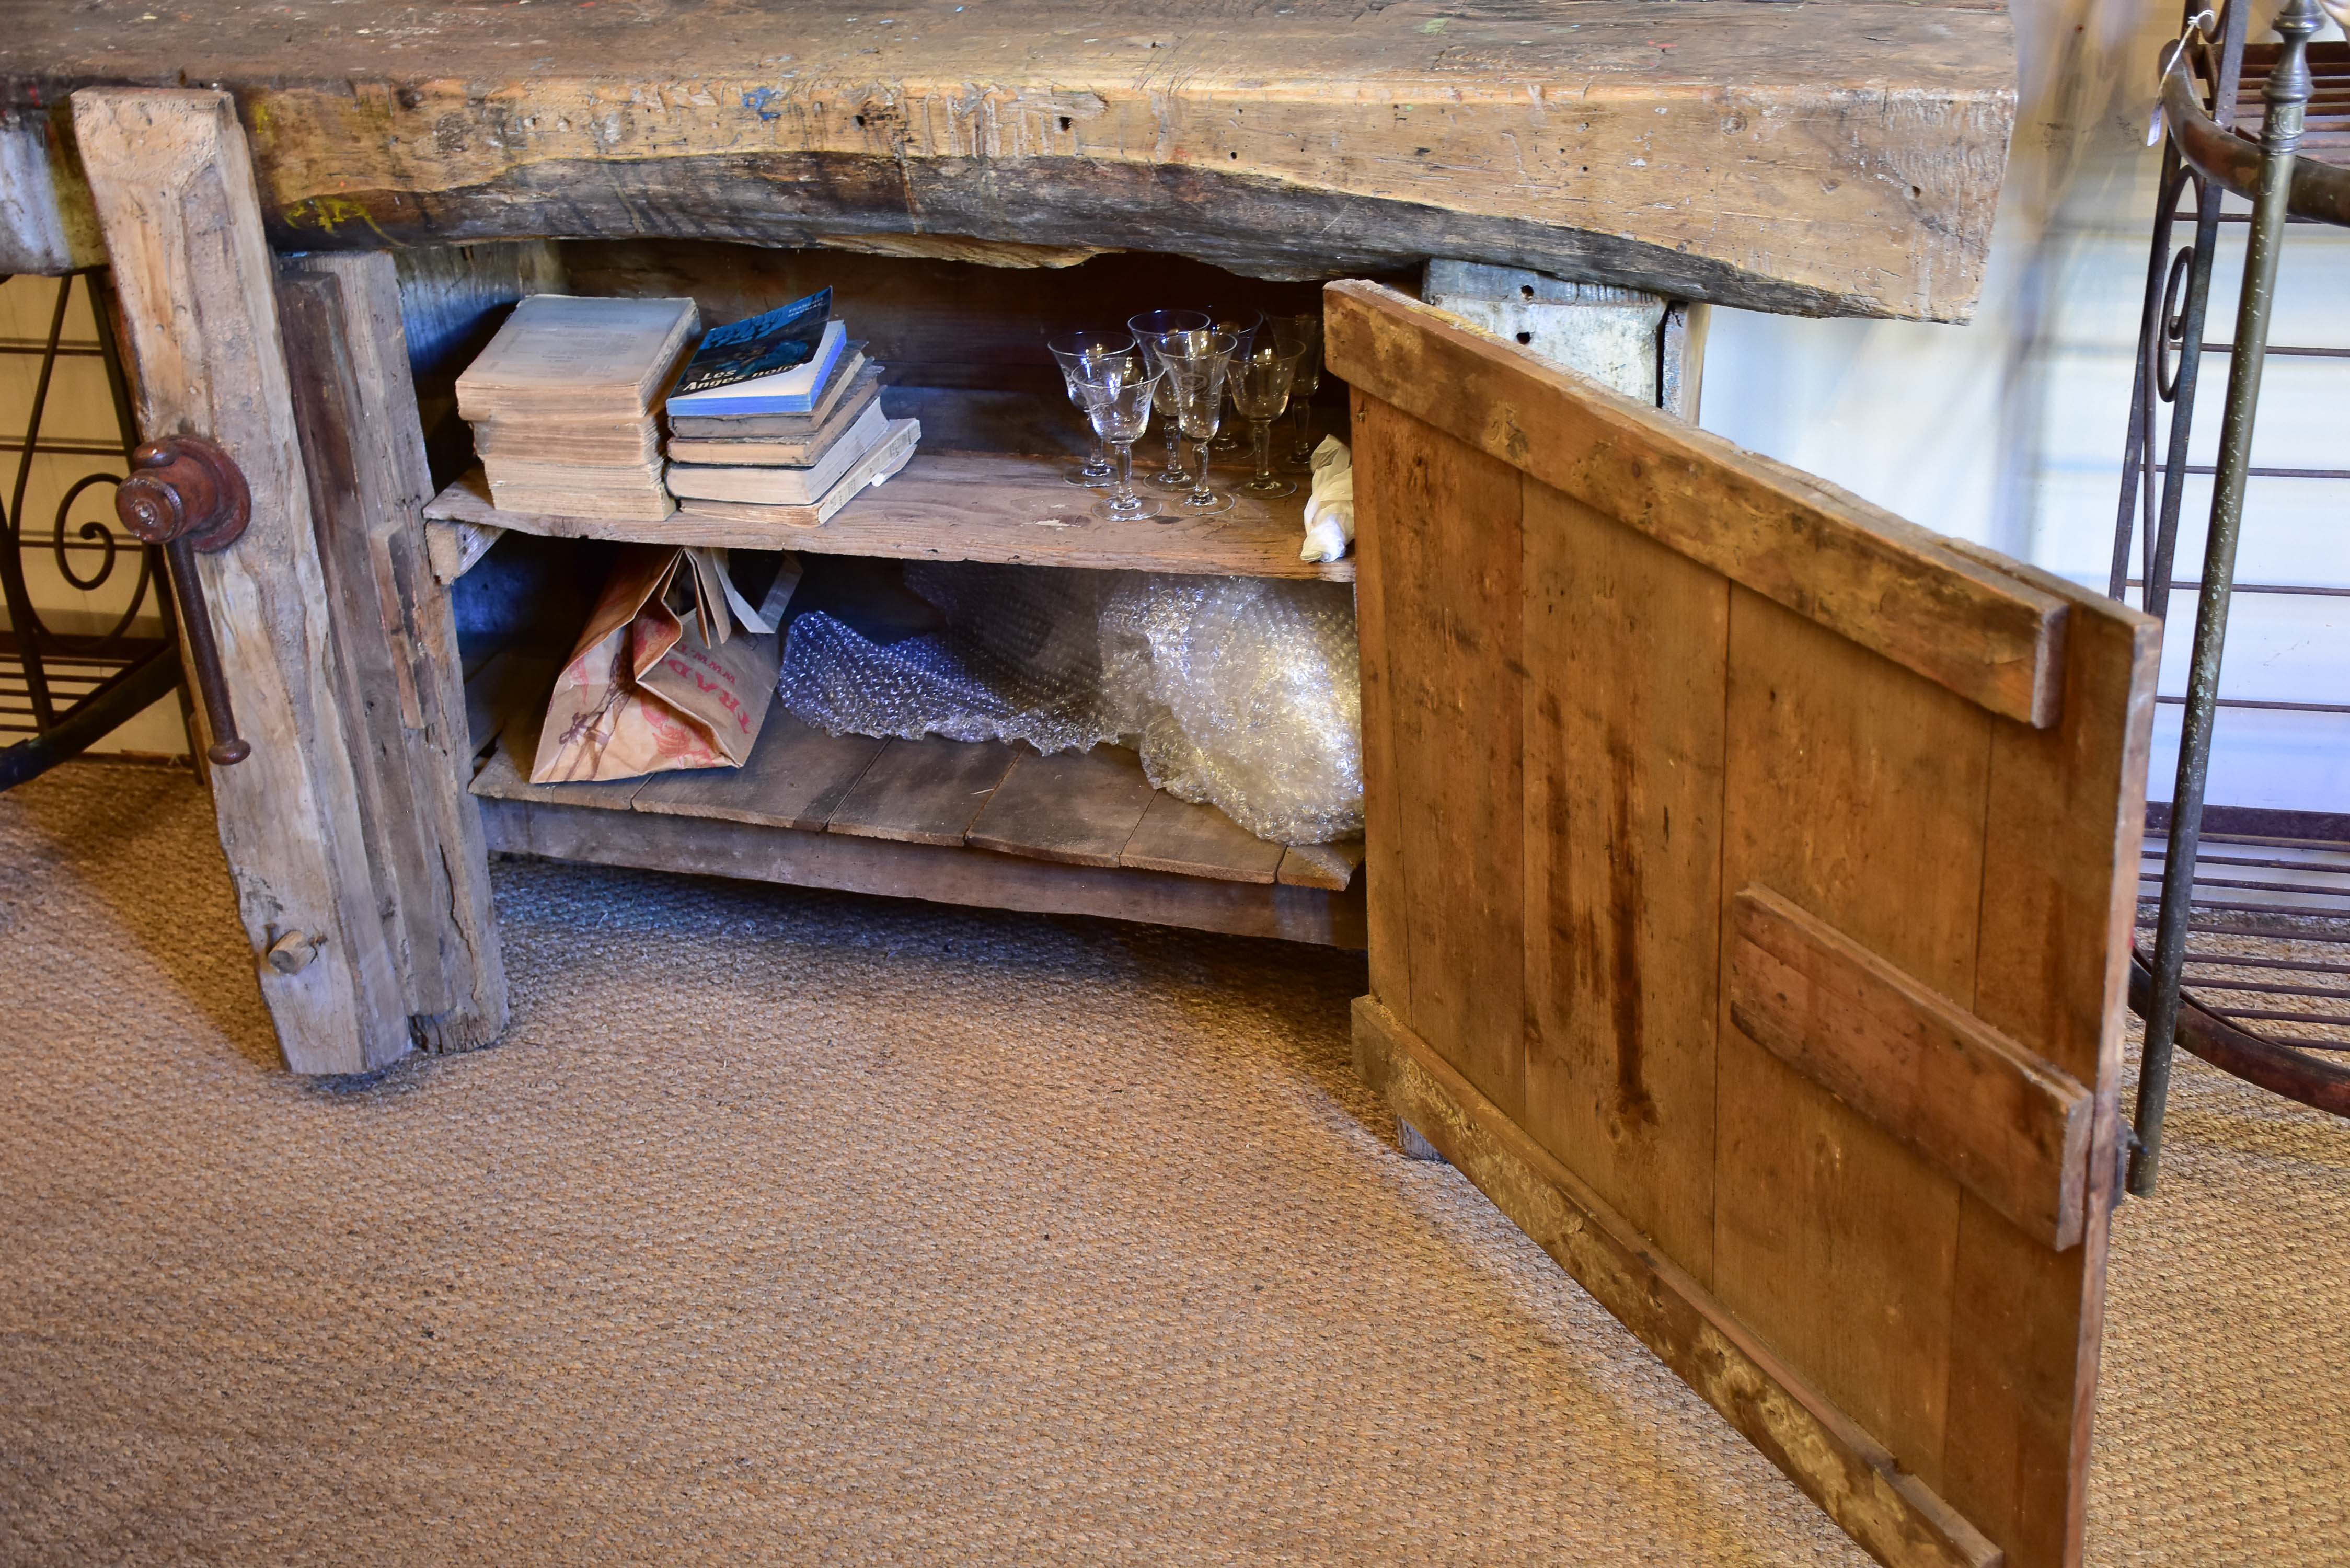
left=1121, top=791, right=1288, bottom=885
left=468, top=705, right=651, bottom=812
left=825, top=735, right=1021, bottom=846
left=967, top=745, right=1158, bottom=868
left=1277, top=837, right=1366, bottom=892
left=463, top=718, right=1352, bottom=940
left=424, top=447, right=1350, bottom=581
left=479, top=791, right=1365, bottom=949
left=629, top=713, right=886, bottom=832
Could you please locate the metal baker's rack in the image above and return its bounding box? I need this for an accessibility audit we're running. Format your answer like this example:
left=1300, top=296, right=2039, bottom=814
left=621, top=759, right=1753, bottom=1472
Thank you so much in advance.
left=2117, top=0, right=2350, bottom=1191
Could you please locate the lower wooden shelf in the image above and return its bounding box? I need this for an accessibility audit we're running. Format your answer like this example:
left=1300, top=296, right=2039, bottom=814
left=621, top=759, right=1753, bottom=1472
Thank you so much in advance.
left=474, top=706, right=1366, bottom=949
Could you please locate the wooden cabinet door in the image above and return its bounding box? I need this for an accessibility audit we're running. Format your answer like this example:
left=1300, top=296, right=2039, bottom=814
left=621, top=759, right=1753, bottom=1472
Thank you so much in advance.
left=1327, top=280, right=2158, bottom=1568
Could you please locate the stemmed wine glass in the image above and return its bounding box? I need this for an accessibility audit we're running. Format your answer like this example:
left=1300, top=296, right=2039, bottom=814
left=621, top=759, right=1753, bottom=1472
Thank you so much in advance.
left=1072, top=349, right=1162, bottom=522
left=1208, top=309, right=1262, bottom=455
left=1230, top=338, right=1307, bottom=499
left=1154, top=329, right=1239, bottom=515
left=1127, top=309, right=1209, bottom=490
left=1272, top=313, right=1323, bottom=468
left=1046, top=329, right=1133, bottom=487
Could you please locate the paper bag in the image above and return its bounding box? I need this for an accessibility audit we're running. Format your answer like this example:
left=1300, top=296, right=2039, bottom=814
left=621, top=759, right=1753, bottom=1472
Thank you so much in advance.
left=532, top=545, right=799, bottom=783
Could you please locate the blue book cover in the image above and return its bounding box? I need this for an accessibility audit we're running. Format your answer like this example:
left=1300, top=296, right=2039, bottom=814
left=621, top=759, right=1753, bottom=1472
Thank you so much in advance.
left=666, top=287, right=845, bottom=416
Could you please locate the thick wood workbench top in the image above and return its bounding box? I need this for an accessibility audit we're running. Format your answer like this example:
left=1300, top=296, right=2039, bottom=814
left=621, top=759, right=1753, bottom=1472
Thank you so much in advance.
left=0, top=1, right=2017, bottom=321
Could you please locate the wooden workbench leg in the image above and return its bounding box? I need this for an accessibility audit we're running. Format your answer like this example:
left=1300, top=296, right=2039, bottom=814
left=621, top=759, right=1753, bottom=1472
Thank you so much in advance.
left=279, top=256, right=509, bottom=1053
left=72, top=88, right=409, bottom=1074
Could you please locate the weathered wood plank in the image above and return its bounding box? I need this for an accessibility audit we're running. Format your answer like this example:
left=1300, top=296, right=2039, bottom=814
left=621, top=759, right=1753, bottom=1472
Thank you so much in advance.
left=1276, top=838, right=1364, bottom=893
left=1520, top=479, right=1727, bottom=1277
left=1351, top=388, right=1408, bottom=1027
left=469, top=717, right=649, bottom=814
left=427, top=520, right=504, bottom=584
left=281, top=252, right=509, bottom=1054
left=1324, top=282, right=2067, bottom=727
left=423, top=449, right=1349, bottom=581
left=1119, top=791, right=1287, bottom=885
left=1351, top=393, right=1528, bottom=1125
left=1711, top=585, right=1996, bottom=1497
left=1727, top=883, right=2094, bottom=1252
left=826, top=735, right=1018, bottom=847
left=967, top=745, right=1156, bottom=869
left=5, top=1, right=2018, bottom=320
left=630, top=712, right=884, bottom=833
left=1940, top=558, right=2161, bottom=1568
left=73, top=87, right=409, bottom=1075
left=1352, top=996, right=2000, bottom=1568
left=477, top=790, right=1365, bottom=949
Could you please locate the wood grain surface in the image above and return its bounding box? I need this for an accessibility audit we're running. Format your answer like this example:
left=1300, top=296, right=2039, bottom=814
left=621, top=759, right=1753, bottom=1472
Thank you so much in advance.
left=4, top=2, right=2016, bottom=320
left=72, top=88, right=410, bottom=1075
left=1726, top=884, right=2094, bottom=1252
left=281, top=252, right=510, bottom=1054
left=967, top=745, right=1158, bottom=869
left=1354, top=997, right=2000, bottom=1568
left=1344, top=286, right=2156, bottom=1567
left=1326, top=282, right=2066, bottom=727
left=425, top=446, right=1345, bottom=581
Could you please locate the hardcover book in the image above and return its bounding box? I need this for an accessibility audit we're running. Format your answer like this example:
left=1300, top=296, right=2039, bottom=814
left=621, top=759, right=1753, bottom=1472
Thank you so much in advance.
left=667, top=288, right=846, bottom=416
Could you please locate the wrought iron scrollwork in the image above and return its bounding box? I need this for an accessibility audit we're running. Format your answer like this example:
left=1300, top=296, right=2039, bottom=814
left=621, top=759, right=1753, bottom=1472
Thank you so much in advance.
left=0, top=268, right=186, bottom=792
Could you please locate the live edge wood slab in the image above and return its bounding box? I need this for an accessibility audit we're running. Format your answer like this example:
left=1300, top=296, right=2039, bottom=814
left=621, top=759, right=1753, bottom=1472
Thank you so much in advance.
left=0, top=1, right=2016, bottom=322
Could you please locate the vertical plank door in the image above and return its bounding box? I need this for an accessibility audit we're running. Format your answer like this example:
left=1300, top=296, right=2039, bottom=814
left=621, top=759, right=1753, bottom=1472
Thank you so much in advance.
left=1330, top=280, right=2159, bottom=1568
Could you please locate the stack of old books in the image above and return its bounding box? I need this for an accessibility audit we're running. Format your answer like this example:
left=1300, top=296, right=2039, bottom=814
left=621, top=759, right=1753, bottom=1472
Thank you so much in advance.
left=456, top=294, right=700, bottom=522
left=661, top=286, right=918, bottom=523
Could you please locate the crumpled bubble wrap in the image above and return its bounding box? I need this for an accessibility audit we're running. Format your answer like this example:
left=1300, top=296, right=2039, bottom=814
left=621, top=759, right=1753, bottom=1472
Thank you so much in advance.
left=776, top=562, right=1114, bottom=754
left=1099, top=574, right=1362, bottom=845
left=775, top=562, right=1363, bottom=846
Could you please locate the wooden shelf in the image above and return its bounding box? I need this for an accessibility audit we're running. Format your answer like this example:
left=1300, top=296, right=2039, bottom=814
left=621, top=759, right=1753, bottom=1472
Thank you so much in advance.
left=424, top=445, right=1350, bottom=583
left=473, top=704, right=1365, bottom=948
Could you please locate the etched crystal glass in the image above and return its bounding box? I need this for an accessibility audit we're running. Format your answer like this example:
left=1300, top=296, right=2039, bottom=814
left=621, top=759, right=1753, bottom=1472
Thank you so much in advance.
left=1154, top=329, right=1238, bottom=515
left=1230, top=339, right=1305, bottom=499
left=1128, top=309, right=1210, bottom=490
left=1046, top=329, right=1134, bottom=487
left=1074, top=351, right=1162, bottom=522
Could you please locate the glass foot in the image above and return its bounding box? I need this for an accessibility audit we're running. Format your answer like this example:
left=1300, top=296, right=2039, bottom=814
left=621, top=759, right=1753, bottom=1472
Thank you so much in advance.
left=1244, top=477, right=1299, bottom=499
left=1177, top=489, right=1236, bottom=515
left=1064, top=464, right=1114, bottom=488
left=1095, top=493, right=1162, bottom=522
left=1147, top=468, right=1195, bottom=490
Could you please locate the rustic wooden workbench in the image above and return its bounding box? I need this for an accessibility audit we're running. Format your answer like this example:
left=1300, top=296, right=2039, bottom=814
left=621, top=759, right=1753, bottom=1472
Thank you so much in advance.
left=0, top=9, right=2168, bottom=1568
left=1, top=0, right=2017, bottom=320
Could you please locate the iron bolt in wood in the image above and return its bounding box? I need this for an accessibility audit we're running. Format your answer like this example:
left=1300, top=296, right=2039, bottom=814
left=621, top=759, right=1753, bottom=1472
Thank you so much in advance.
left=114, top=435, right=254, bottom=766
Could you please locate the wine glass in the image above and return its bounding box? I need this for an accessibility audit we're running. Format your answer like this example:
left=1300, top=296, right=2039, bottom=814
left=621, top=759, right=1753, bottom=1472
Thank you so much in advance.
left=1230, top=339, right=1306, bottom=499
left=1272, top=313, right=1323, bottom=468
left=1127, top=308, right=1209, bottom=490
left=1131, top=308, right=1212, bottom=487
left=1046, top=329, right=1133, bottom=487
left=1208, top=309, right=1262, bottom=454
left=1073, top=352, right=1161, bottom=522
left=1154, top=329, right=1238, bottom=515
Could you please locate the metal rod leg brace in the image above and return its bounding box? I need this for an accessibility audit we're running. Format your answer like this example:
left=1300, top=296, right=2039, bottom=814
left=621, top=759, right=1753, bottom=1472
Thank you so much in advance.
left=2131, top=0, right=2322, bottom=1194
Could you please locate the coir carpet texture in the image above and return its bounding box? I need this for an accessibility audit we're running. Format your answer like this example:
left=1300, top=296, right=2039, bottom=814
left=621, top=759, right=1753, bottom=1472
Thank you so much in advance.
left=1, top=763, right=2344, bottom=1565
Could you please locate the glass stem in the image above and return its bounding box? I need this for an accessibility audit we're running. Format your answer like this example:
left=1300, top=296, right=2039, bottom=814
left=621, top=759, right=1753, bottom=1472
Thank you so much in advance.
left=1291, top=398, right=1314, bottom=463
left=1111, top=440, right=1135, bottom=511
left=1164, top=421, right=1184, bottom=477
left=1251, top=418, right=1274, bottom=487
left=1088, top=430, right=1112, bottom=479
left=1189, top=435, right=1217, bottom=506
